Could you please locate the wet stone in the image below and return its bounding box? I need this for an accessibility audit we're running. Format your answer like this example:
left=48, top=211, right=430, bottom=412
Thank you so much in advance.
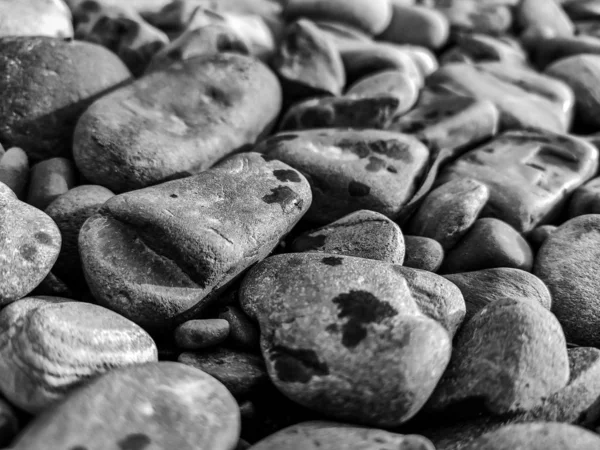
left=291, top=209, right=405, bottom=264
left=239, top=252, right=452, bottom=427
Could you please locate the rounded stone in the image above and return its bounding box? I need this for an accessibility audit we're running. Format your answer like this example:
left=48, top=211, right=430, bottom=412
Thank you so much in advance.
left=403, top=236, right=444, bottom=272
left=0, top=299, right=158, bottom=413
left=0, top=187, right=61, bottom=305
left=568, top=176, right=600, bottom=218
left=283, top=0, right=393, bottom=35
left=0, top=0, right=73, bottom=38
left=26, top=157, right=76, bottom=211
left=534, top=214, right=600, bottom=347
left=291, top=209, right=405, bottom=264
left=9, top=362, right=241, bottom=450
left=0, top=36, right=132, bottom=162
left=174, top=319, right=230, bottom=350
left=0, top=147, right=29, bottom=199
left=217, top=305, right=260, bottom=351
left=248, top=421, right=435, bottom=450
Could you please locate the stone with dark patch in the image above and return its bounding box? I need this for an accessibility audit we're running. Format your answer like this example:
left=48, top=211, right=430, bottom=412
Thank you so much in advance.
left=240, top=253, right=452, bottom=427
left=292, top=234, right=327, bottom=251
left=273, top=169, right=302, bottom=183
left=262, top=186, right=304, bottom=212
left=34, top=232, right=53, bottom=245
left=118, top=433, right=151, bottom=450
left=19, top=244, right=37, bottom=262
left=332, top=290, right=397, bottom=348
left=321, top=256, right=343, bottom=266
left=365, top=156, right=386, bottom=172
left=270, top=346, right=330, bottom=383
left=348, top=181, right=371, bottom=197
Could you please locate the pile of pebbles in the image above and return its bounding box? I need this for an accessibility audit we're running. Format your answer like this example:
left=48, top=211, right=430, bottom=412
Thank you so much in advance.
left=4, top=0, right=600, bottom=448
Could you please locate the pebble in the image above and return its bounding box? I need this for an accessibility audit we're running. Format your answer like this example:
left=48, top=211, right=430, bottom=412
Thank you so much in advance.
left=379, top=2, right=449, bottom=50
left=291, top=209, right=405, bottom=264
left=433, top=0, right=517, bottom=35
left=26, top=158, right=76, bottom=211
left=72, top=0, right=169, bottom=76
left=0, top=36, right=131, bottom=162
left=461, top=422, right=600, bottom=450
left=408, top=178, right=489, bottom=250
left=273, top=19, right=345, bottom=100
left=174, top=318, right=230, bottom=349
left=535, top=214, right=600, bottom=347
left=0, top=297, right=158, bottom=413
left=218, top=305, right=260, bottom=351
left=427, top=297, right=569, bottom=415
left=527, top=224, right=558, bottom=251
left=545, top=54, right=600, bottom=132
left=9, top=362, right=240, bottom=450
left=403, top=235, right=444, bottom=272
left=438, top=130, right=599, bottom=233
left=427, top=62, right=574, bottom=132
left=443, top=268, right=552, bottom=322
left=240, top=252, right=452, bottom=427
left=441, top=33, right=528, bottom=66
left=74, top=53, right=282, bottom=193
left=44, top=185, right=115, bottom=290
left=79, top=152, right=311, bottom=330
left=0, top=0, right=73, bottom=38
left=0, top=185, right=61, bottom=305
left=248, top=421, right=435, bottom=450
left=179, top=348, right=269, bottom=397
left=516, top=0, right=574, bottom=37
left=0, top=147, right=29, bottom=199
left=568, top=176, right=600, bottom=217
left=254, top=129, right=429, bottom=224
left=283, top=0, right=393, bottom=35
left=441, top=218, right=534, bottom=274
left=388, top=91, right=500, bottom=157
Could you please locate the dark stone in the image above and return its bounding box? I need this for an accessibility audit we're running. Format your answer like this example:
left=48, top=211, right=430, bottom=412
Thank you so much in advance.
left=348, top=181, right=371, bottom=197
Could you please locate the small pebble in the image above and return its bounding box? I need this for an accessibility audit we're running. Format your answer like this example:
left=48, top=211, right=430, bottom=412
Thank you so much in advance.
left=403, top=235, right=444, bottom=272
left=0, top=147, right=29, bottom=199
left=26, top=157, right=76, bottom=211
left=174, top=319, right=230, bottom=350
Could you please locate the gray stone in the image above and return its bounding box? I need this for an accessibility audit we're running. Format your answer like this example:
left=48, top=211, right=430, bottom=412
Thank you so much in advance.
left=291, top=209, right=405, bottom=264
left=0, top=297, right=158, bottom=413
left=240, top=252, right=452, bottom=427
left=568, top=176, right=600, bottom=218
left=26, top=158, right=76, bottom=211
left=0, top=0, right=72, bottom=38
left=0, top=147, right=28, bottom=199
left=79, top=153, right=311, bottom=330
left=403, top=235, right=444, bottom=272
left=218, top=305, right=260, bottom=351
left=174, top=319, right=230, bottom=350
left=10, top=362, right=240, bottom=450
left=535, top=214, right=600, bottom=347
left=444, top=268, right=552, bottom=322
left=0, top=184, right=61, bottom=305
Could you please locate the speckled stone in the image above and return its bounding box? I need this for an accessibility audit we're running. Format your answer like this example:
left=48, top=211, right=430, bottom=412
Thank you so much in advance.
left=427, top=298, right=569, bottom=415
left=535, top=214, right=600, bottom=347
left=174, top=319, right=230, bottom=350
left=0, top=147, right=28, bottom=199
left=240, top=252, right=452, bottom=427
left=74, top=53, right=281, bottom=193
left=0, top=0, right=73, bottom=38
left=444, top=268, right=552, bottom=322
left=403, top=236, right=444, bottom=273
left=79, top=153, right=311, bottom=330
left=0, top=297, right=158, bottom=413
left=45, top=185, right=115, bottom=290
left=254, top=129, right=429, bottom=224
left=438, top=131, right=599, bottom=233
left=292, top=210, right=405, bottom=264
left=0, top=185, right=61, bottom=305
left=0, top=36, right=132, bottom=162
left=461, top=422, right=600, bottom=450
left=179, top=348, right=269, bottom=397
left=248, top=421, right=435, bottom=450
left=408, top=178, right=489, bottom=250
left=10, top=362, right=240, bottom=450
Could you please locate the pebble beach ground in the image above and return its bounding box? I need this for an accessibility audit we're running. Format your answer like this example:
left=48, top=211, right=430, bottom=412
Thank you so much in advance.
left=3, top=0, right=600, bottom=449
